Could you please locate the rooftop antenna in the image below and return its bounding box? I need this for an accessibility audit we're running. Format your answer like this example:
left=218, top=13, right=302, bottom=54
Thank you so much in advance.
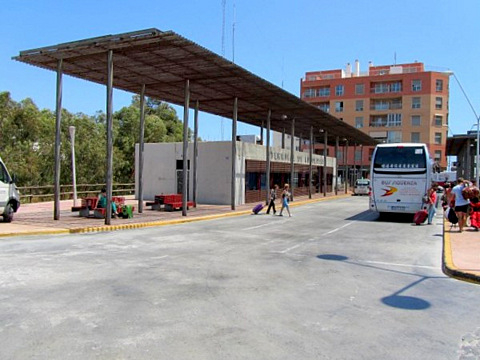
left=394, top=51, right=397, bottom=65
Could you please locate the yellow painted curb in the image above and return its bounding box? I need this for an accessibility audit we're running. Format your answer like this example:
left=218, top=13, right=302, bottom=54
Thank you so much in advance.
left=442, top=217, right=480, bottom=285
left=0, top=193, right=351, bottom=237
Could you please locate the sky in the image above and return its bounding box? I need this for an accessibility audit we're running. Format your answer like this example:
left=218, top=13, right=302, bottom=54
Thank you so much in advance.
left=2, top=0, right=480, bottom=141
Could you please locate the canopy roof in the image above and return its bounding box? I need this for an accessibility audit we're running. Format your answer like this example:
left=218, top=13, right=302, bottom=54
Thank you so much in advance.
left=446, top=133, right=478, bottom=155
left=13, top=28, right=377, bottom=145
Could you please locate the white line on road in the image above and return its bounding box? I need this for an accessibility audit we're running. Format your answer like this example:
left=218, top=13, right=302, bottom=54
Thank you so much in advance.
left=324, top=222, right=354, bottom=235
left=244, top=223, right=272, bottom=231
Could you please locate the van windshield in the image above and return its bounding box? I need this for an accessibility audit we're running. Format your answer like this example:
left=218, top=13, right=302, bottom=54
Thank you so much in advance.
left=356, top=179, right=369, bottom=186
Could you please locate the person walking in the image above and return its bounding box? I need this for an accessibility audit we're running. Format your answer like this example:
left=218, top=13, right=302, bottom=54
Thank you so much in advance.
left=451, top=178, right=470, bottom=232
left=279, top=183, right=292, bottom=217
left=427, top=183, right=438, bottom=225
left=266, top=184, right=278, bottom=215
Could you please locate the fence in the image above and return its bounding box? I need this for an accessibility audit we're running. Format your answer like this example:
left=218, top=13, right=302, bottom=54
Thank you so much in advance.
left=18, top=183, right=135, bottom=203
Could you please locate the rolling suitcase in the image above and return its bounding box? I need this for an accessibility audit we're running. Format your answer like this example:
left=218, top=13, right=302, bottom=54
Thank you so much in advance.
left=252, top=203, right=264, bottom=214
left=413, top=209, right=428, bottom=225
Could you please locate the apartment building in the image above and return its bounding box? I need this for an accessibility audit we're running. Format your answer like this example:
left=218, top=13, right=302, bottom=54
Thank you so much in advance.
left=298, top=61, right=450, bottom=179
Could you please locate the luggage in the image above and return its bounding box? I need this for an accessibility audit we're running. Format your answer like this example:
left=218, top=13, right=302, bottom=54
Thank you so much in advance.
left=447, top=207, right=458, bottom=225
left=413, top=209, right=428, bottom=225
left=252, top=203, right=264, bottom=214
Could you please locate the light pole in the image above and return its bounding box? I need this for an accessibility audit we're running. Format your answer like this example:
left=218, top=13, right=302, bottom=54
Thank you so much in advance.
left=69, top=126, right=78, bottom=207
left=446, top=71, right=479, bottom=185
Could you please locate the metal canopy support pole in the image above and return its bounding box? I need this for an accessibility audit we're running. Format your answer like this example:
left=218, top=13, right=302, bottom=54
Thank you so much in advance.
left=335, top=136, right=339, bottom=195
left=290, top=119, right=295, bottom=201
left=360, top=145, right=364, bottom=179
left=323, top=131, right=328, bottom=197
left=353, top=143, right=357, bottom=185
left=309, top=126, right=313, bottom=199
left=182, top=80, right=190, bottom=217
left=260, top=120, right=264, bottom=145
left=231, top=97, right=238, bottom=210
left=282, top=128, right=285, bottom=149
left=193, top=100, right=199, bottom=208
left=105, top=50, right=114, bottom=225
left=265, top=110, right=271, bottom=205
left=53, top=59, right=63, bottom=220
left=344, top=140, right=349, bottom=194
left=138, top=84, right=146, bottom=213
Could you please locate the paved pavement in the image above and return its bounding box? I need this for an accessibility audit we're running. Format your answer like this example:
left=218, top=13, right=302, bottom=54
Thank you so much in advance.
left=1, top=192, right=478, bottom=284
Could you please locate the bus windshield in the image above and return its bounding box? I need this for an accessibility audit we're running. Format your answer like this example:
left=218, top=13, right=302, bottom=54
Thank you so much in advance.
left=373, top=146, right=427, bottom=171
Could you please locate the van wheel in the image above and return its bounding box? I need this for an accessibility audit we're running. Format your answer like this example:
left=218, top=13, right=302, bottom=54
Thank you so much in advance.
left=3, top=203, right=14, bottom=223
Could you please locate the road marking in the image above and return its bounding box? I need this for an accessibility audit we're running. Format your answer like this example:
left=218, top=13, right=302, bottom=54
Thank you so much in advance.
left=244, top=223, right=271, bottom=231
left=150, top=255, right=169, bottom=260
left=324, top=222, right=353, bottom=234
left=360, top=260, right=437, bottom=270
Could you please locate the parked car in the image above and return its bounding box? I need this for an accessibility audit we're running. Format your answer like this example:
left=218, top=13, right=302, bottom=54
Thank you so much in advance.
left=0, top=157, right=20, bottom=222
left=354, top=178, right=370, bottom=196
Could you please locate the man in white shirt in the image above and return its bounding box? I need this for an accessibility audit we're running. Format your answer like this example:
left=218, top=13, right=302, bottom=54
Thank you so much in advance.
left=451, top=177, right=470, bottom=232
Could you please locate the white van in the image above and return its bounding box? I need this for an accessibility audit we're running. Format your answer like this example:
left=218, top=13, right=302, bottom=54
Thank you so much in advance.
left=0, top=157, right=20, bottom=222
left=354, top=178, right=370, bottom=195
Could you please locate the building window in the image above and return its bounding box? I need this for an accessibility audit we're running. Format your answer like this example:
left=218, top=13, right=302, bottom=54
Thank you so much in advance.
left=387, top=113, right=402, bottom=127
left=355, top=149, right=362, bottom=161
left=412, top=80, right=422, bottom=92
left=435, top=132, right=442, bottom=144
left=355, top=83, right=364, bottom=95
left=318, top=103, right=330, bottom=113
left=412, top=97, right=421, bottom=109
left=355, top=117, right=364, bottom=128
left=373, top=83, right=389, bottom=94
left=387, top=131, right=402, bottom=143
left=337, top=150, right=343, bottom=160
left=355, top=100, right=364, bottom=111
left=335, top=85, right=344, bottom=96
left=391, top=81, right=402, bottom=92
left=370, top=115, right=387, bottom=127
left=435, top=115, right=443, bottom=126
left=434, top=150, right=442, bottom=161
left=317, top=86, right=330, bottom=97
left=335, top=101, right=344, bottom=112
left=436, top=97, right=443, bottom=110
left=303, top=88, right=316, bottom=98
left=436, top=79, right=443, bottom=92
left=411, top=132, right=420, bottom=143
left=411, top=115, right=421, bottom=126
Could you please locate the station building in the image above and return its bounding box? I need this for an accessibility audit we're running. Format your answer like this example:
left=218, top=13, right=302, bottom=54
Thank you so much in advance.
left=136, top=141, right=336, bottom=205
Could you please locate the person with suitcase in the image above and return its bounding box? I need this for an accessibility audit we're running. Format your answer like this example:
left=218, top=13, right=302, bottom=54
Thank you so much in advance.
left=426, top=183, right=438, bottom=224
left=266, top=184, right=278, bottom=215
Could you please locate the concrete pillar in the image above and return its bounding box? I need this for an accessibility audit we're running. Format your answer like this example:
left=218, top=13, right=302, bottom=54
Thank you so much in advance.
left=182, top=79, right=190, bottom=217
left=53, top=59, right=63, bottom=220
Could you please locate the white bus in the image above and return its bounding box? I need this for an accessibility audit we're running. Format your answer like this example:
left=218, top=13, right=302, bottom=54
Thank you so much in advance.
left=369, top=143, right=432, bottom=215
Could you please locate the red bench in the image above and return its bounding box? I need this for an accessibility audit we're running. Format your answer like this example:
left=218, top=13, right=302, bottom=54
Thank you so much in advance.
left=147, top=194, right=195, bottom=211
left=72, top=197, right=99, bottom=217
left=164, top=201, right=195, bottom=211
left=93, top=196, right=126, bottom=218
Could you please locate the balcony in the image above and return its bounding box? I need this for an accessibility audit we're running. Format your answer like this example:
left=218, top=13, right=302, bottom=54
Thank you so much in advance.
left=370, top=98, right=402, bottom=111
left=370, top=82, right=403, bottom=94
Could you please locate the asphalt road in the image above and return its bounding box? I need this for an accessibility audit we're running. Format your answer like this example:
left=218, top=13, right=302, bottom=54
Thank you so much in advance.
left=1, top=196, right=479, bottom=359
